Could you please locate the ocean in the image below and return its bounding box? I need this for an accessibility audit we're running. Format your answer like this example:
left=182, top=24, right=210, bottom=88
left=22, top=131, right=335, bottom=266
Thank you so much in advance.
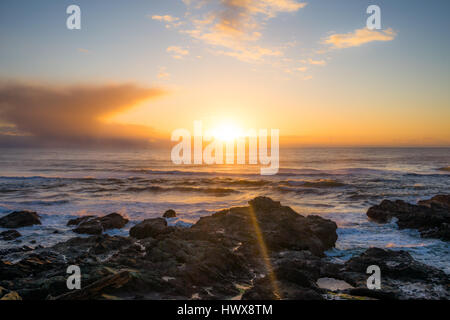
left=0, top=147, right=449, bottom=272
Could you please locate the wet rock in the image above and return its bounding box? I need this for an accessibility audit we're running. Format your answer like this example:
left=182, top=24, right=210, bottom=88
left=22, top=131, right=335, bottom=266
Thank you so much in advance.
left=0, top=230, right=21, bottom=241
left=67, top=216, right=95, bottom=226
left=418, top=194, right=450, bottom=209
left=3, top=197, right=447, bottom=300
left=74, top=219, right=103, bottom=235
left=71, top=213, right=129, bottom=235
left=0, top=245, right=33, bottom=258
left=163, top=209, right=176, bottom=218
left=99, top=213, right=129, bottom=230
left=52, top=270, right=131, bottom=300
left=187, top=196, right=337, bottom=256
left=0, top=211, right=41, bottom=228
left=367, top=198, right=450, bottom=241
left=129, top=218, right=171, bottom=239
left=0, top=291, right=22, bottom=300
left=340, top=248, right=450, bottom=300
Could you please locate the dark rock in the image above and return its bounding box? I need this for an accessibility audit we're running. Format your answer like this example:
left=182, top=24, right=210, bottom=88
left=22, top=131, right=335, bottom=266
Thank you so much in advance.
left=340, top=248, right=449, bottom=299
left=187, top=196, right=337, bottom=256
left=0, top=230, right=21, bottom=241
left=3, top=197, right=448, bottom=301
left=367, top=197, right=450, bottom=241
left=99, top=213, right=129, bottom=230
left=418, top=194, right=450, bottom=209
left=163, top=209, right=177, bottom=218
left=70, top=213, right=129, bottom=235
left=67, top=216, right=95, bottom=226
left=129, top=218, right=170, bottom=239
left=74, top=219, right=103, bottom=235
left=0, top=211, right=41, bottom=228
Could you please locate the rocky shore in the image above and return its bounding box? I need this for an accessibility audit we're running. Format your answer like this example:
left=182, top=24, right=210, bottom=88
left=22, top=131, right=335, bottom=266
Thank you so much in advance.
left=0, top=196, right=449, bottom=300
left=367, top=195, right=450, bottom=241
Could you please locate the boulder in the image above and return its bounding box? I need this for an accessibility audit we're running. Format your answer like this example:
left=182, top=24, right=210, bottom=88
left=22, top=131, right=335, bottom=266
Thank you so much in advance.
left=0, top=211, right=41, bottom=228
left=73, top=219, right=103, bottom=235
left=367, top=197, right=450, bottom=241
left=129, top=218, right=170, bottom=239
left=188, top=196, right=337, bottom=256
left=340, top=248, right=450, bottom=300
left=67, top=216, right=95, bottom=226
left=99, top=213, right=129, bottom=230
left=0, top=230, right=21, bottom=241
left=70, top=213, right=129, bottom=235
left=163, top=209, right=176, bottom=218
left=418, top=194, right=450, bottom=209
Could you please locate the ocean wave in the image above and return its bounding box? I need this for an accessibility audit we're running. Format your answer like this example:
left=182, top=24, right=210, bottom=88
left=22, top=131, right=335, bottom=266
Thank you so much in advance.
left=19, top=200, right=70, bottom=206
left=280, top=179, right=346, bottom=188
left=276, top=186, right=321, bottom=194
left=125, top=185, right=238, bottom=196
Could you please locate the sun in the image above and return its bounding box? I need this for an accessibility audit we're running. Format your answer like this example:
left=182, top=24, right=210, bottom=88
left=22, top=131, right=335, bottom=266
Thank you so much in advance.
left=212, top=122, right=244, bottom=142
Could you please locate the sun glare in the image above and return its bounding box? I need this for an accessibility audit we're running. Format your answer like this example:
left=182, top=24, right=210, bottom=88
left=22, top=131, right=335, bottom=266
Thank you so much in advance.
left=212, top=122, right=243, bottom=142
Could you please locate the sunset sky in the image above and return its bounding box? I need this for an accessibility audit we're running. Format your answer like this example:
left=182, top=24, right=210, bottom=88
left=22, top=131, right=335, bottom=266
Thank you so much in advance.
left=0, top=0, right=449, bottom=147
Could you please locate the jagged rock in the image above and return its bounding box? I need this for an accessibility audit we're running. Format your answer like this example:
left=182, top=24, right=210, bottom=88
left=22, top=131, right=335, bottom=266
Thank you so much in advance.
left=418, top=194, right=450, bottom=209
left=339, top=248, right=450, bottom=300
left=98, top=213, right=129, bottom=230
left=0, top=211, right=41, bottom=228
left=129, top=218, right=171, bottom=239
left=367, top=197, right=450, bottom=241
left=71, top=213, right=129, bottom=235
left=187, top=196, right=337, bottom=256
left=74, top=219, right=103, bottom=235
left=2, top=197, right=448, bottom=301
left=0, top=291, right=22, bottom=300
left=0, top=230, right=21, bottom=240
left=52, top=270, right=131, bottom=300
left=163, top=209, right=176, bottom=218
left=67, top=216, right=95, bottom=226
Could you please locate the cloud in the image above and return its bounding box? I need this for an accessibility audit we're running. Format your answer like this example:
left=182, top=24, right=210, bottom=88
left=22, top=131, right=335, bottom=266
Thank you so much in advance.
left=150, top=15, right=179, bottom=23
left=324, top=28, right=397, bottom=49
left=153, top=0, right=307, bottom=63
left=157, top=67, right=170, bottom=79
left=0, top=83, right=166, bottom=147
left=306, top=58, right=326, bottom=66
left=77, top=48, right=90, bottom=54
left=150, top=15, right=182, bottom=28
left=166, top=46, right=189, bottom=59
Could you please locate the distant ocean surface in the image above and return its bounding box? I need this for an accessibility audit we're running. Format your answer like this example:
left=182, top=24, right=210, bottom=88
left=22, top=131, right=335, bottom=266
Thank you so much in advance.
left=0, top=147, right=449, bottom=272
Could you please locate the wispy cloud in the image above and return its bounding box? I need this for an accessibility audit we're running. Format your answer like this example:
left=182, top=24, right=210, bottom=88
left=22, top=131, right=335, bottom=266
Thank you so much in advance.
left=151, top=15, right=179, bottom=23
left=157, top=67, right=170, bottom=79
left=77, top=48, right=90, bottom=54
left=153, top=0, right=307, bottom=63
left=324, top=28, right=397, bottom=49
left=166, top=46, right=189, bottom=59
left=150, top=14, right=182, bottom=28
left=306, top=58, right=327, bottom=66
